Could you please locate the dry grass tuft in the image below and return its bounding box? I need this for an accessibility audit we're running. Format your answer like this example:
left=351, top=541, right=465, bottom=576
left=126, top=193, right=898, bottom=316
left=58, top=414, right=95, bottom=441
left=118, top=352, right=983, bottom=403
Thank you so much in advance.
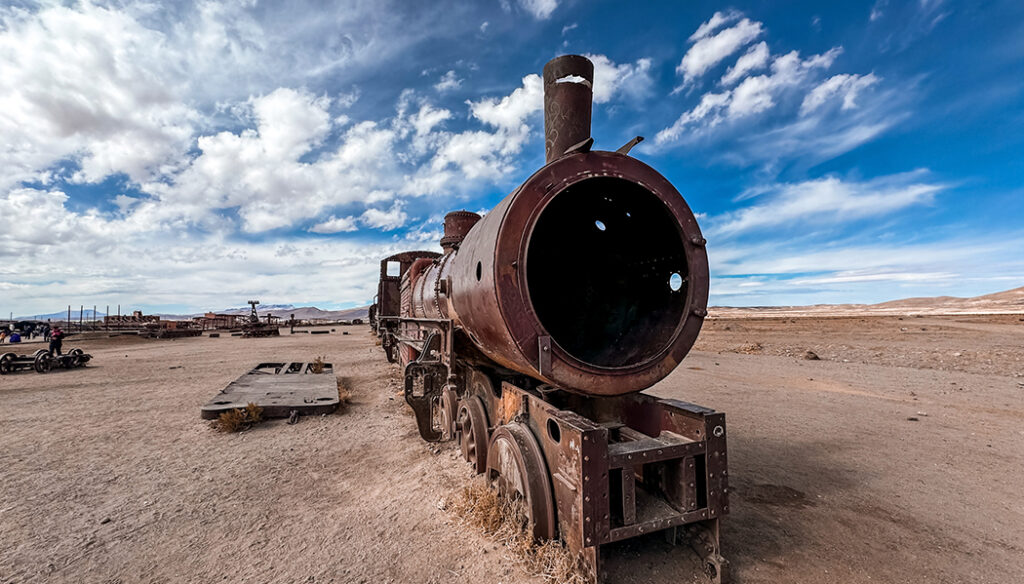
left=447, top=480, right=587, bottom=584
left=336, top=376, right=352, bottom=409
left=311, top=355, right=326, bottom=374
left=212, top=402, right=263, bottom=433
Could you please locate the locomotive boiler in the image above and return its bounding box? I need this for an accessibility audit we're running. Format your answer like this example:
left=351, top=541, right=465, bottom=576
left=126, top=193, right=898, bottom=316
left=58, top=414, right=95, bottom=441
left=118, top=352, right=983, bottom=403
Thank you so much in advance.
left=372, top=55, right=728, bottom=583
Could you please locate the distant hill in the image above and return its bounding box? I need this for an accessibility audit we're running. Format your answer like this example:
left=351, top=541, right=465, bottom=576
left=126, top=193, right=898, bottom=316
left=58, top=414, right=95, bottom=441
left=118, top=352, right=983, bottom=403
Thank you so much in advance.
left=13, top=309, right=106, bottom=321
left=14, top=305, right=370, bottom=322
left=712, top=285, right=1024, bottom=317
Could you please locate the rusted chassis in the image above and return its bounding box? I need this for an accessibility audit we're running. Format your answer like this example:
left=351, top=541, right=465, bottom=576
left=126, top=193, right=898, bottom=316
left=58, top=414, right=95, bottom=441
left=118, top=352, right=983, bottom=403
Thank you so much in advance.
left=401, top=340, right=728, bottom=583
left=377, top=54, right=728, bottom=582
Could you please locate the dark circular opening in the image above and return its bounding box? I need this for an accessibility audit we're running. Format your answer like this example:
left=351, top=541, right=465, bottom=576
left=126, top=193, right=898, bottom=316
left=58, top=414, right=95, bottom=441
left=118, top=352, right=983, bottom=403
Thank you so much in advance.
left=476, top=261, right=482, bottom=281
left=526, top=177, right=688, bottom=368
left=547, top=419, right=562, bottom=443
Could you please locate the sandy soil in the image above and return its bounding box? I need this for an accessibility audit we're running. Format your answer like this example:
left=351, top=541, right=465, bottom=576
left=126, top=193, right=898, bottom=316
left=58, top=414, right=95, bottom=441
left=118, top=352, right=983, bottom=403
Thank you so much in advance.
left=2, top=315, right=1022, bottom=583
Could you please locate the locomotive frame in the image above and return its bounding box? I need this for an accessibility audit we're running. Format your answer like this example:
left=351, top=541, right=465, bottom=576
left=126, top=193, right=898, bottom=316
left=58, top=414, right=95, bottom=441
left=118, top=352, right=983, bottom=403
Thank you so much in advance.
left=369, top=55, right=729, bottom=583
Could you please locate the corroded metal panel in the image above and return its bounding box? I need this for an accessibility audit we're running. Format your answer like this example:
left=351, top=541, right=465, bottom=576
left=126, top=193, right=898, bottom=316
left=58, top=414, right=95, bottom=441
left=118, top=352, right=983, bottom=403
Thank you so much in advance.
left=200, top=362, right=338, bottom=419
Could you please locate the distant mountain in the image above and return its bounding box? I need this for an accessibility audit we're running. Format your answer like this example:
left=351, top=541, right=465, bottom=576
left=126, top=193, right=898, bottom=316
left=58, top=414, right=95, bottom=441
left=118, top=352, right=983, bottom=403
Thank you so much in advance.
left=712, top=285, right=1024, bottom=317
left=13, top=305, right=370, bottom=322
left=13, top=309, right=106, bottom=321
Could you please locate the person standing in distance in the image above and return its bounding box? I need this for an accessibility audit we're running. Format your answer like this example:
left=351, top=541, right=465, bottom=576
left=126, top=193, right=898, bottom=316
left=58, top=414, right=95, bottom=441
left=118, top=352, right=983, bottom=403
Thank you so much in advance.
left=50, top=326, right=65, bottom=356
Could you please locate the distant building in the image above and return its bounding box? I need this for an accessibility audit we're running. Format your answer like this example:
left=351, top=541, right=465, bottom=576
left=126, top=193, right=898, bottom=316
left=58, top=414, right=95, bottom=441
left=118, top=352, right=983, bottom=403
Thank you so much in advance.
left=104, top=310, right=160, bottom=326
left=196, top=313, right=241, bottom=330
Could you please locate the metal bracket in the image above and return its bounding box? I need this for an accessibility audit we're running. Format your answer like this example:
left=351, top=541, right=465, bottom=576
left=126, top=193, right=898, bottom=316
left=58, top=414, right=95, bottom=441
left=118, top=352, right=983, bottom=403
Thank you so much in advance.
left=615, top=135, right=644, bottom=155
left=563, top=137, right=594, bottom=156
left=538, top=335, right=551, bottom=376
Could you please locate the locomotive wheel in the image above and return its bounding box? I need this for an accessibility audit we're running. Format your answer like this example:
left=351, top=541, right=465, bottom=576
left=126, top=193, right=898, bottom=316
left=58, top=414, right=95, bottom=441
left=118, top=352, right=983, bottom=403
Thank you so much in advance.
left=34, top=351, right=52, bottom=374
left=0, top=353, right=15, bottom=375
left=439, top=386, right=459, bottom=441
left=33, top=349, right=48, bottom=358
left=457, top=396, right=490, bottom=473
left=69, top=348, right=84, bottom=368
left=486, top=423, right=557, bottom=541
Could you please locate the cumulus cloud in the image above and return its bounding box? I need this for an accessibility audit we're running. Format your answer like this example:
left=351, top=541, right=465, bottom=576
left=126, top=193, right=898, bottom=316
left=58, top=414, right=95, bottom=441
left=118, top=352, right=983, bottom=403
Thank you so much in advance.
left=361, top=202, right=408, bottom=230
left=586, top=54, right=655, bottom=103
left=0, top=3, right=198, bottom=190
left=677, top=15, right=763, bottom=84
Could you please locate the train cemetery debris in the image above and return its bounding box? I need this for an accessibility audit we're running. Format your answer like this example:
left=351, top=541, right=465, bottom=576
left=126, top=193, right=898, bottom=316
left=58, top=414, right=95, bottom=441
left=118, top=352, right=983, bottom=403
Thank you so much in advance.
left=241, top=300, right=281, bottom=338
left=0, top=348, right=92, bottom=375
left=200, top=361, right=340, bottom=422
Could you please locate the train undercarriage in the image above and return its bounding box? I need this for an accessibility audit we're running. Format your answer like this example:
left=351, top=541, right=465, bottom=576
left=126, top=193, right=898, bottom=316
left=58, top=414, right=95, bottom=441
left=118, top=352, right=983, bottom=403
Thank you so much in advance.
left=387, top=316, right=729, bottom=583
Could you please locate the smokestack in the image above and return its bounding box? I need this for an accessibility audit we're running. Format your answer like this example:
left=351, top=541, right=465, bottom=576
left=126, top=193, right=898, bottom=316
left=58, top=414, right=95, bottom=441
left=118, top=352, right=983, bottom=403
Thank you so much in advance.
left=439, top=210, right=481, bottom=254
left=542, top=55, right=594, bottom=164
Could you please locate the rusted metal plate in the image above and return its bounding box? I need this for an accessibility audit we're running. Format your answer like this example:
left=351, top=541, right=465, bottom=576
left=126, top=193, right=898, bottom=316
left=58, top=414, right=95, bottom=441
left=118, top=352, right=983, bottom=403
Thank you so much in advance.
left=200, top=362, right=338, bottom=420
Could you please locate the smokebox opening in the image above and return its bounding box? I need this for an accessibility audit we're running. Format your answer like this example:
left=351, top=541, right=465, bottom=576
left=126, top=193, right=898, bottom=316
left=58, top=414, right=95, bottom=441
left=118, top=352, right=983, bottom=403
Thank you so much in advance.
left=526, top=177, right=689, bottom=368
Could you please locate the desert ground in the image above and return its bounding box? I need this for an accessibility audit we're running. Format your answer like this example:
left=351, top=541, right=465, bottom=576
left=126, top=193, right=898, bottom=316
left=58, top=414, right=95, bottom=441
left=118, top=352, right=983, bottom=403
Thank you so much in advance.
left=1, top=314, right=1022, bottom=584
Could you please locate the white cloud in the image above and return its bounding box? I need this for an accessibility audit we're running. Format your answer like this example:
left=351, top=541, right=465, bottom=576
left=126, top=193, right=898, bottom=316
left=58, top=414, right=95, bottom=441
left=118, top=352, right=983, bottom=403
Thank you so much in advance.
left=655, top=47, right=848, bottom=147
left=468, top=74, right=544, bottom=130
left=586, top=54, right=655, bottom=103
left=518, top=0, right=558, bottom=20
left=710, top=172, right=943, bottom=235
left=655, top=92, right=732, bottom=144
left=434, top=70, right=462, bottom=93
left=677, top=17, right=763, bottom=84
left=562, top=23, right=578, bottom=36
left=309, top=215, right=359, bottom=233
left=801, top=73, right=881, bottom=114
left=361, top=202, right=408, bottom=230
left=729, top=49, right=841, bottom=117
left=721, top=41, right=770, bottom=86
left=689, top=10, right=742, bottom=42
left=0, top=3, right=198, bottom=190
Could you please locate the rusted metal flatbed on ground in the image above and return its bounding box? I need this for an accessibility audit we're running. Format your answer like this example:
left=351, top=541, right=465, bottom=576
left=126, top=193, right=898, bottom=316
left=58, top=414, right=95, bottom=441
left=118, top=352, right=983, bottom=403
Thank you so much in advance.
left=200, top=362, right=338, bottom=419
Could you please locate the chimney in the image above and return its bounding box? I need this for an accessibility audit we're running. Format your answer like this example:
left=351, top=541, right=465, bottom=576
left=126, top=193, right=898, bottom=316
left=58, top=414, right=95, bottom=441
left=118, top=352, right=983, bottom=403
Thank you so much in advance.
left=542, top=55, right=594, bottom=163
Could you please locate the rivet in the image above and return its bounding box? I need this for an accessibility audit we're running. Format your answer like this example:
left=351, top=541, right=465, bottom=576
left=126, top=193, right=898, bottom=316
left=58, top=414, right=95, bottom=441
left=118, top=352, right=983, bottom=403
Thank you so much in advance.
left=586, top=517, right=591, bottom=522
left=584, top=456, right=589, bottom=461
left=693, top=307, right=708, bottom=317
left=585, top=496, right=590, bottom=502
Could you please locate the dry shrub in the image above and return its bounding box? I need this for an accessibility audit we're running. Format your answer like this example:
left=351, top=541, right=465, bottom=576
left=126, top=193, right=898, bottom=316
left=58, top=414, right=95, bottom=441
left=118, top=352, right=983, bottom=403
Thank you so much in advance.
left=731, top=342, right=764, bottom=355
left=447, top=481, right=587, bottom=584
left=336, top=376, right=352, bottom=409
left=212, top=402, right=263, bottom=433
left=311, top=356, right=326, bottom=374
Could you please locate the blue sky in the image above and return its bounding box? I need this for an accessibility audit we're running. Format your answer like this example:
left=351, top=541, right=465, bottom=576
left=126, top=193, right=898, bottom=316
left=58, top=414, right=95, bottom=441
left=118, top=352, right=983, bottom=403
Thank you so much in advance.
left=1, top=0, right=1022, bottom=316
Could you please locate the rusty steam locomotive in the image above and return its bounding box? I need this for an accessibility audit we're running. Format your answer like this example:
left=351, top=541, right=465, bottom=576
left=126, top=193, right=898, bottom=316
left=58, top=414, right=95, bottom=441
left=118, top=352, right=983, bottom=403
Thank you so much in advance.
left=370, top=55, right=728, bottom=583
